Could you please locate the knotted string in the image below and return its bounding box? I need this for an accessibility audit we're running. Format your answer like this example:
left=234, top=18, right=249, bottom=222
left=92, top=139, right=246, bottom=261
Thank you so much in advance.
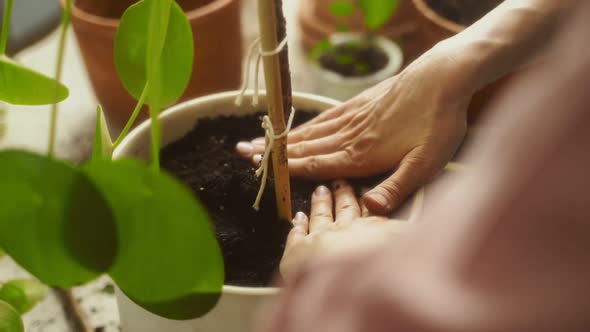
left=235, top=36, right=288, bottom=107
left=234, top=36, right=295, bottom=210
left=253, top=107, right=296, bottom=210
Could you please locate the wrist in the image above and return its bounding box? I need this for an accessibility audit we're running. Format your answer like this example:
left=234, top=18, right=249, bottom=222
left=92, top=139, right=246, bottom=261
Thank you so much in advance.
left=427, top=38, right=492, bottom=95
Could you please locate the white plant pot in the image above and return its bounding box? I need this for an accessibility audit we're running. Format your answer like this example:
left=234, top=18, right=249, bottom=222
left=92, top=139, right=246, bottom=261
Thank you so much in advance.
left=312, top=33, right=403, bottom=101
left=112, top=91, right=340, bottom=332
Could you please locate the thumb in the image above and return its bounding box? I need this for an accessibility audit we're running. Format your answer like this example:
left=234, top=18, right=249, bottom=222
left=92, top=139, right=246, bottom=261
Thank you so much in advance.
left=363, top=146, right=436, bottom=215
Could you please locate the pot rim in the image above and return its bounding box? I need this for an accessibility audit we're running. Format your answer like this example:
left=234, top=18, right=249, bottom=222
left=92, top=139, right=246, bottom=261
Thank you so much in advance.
left=313, top=32, right=403, bottom=86
left=113, top=90, right=342, bottom=296
left=62, top=0, right=237, bottom=28
left=411, top=0, right=465, bottom=34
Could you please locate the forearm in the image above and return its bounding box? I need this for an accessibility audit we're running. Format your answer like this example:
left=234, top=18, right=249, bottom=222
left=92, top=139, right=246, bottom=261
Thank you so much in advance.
left=431, top=0, right=578, bottom=94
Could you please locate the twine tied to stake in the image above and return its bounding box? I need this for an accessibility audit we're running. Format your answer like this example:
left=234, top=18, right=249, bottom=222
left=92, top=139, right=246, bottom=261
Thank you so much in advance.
left=235, top=36, right=295, bottom=210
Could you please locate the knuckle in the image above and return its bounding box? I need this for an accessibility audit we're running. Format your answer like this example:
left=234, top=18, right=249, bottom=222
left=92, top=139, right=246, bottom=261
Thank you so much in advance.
left=301, top=126, right=314, bottom=140
left=304, top=156, right=321, bottom=175
left=380, top=181, right=404, bottom=206
left=312, top=211, right=331, bottom=219
left=338, top=202, right=354, bottom=210
left=292, top=141, right=307, bottom=157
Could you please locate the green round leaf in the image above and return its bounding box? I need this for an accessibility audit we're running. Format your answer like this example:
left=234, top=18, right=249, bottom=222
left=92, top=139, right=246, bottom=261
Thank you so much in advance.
left=0, top=300, right=24, bottom=332
left=358, top=0, right=399, bottom=30
left=83, top=159, right=223, bottom=320
left=0, top=151, right=117, bottom=287
left=0, top=57, right=69, bottom=105
left=0, top=280, right=48, bottom=314
left=114, top=0, right=194, bottom=108
left=329, top=0, right=355, bottom=17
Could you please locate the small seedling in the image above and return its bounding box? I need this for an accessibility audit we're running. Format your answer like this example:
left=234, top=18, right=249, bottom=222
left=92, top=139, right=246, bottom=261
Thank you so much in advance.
left=311, top=0, right=399, bottom=76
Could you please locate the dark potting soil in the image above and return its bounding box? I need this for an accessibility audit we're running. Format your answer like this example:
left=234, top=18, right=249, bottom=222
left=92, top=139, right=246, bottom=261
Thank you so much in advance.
left=319, top=40, right=389, bottom=77
left=424, top=0, right=504, bottom=26
left=160, top=111, right=385, bottom=287
left=75, top=0, right=211, bottom=19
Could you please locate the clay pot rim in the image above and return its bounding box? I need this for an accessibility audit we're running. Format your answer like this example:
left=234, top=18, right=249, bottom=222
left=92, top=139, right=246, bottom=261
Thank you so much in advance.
left=61, top=0, right=236, bottom=28
left=411, top=0, right=465, bottom=34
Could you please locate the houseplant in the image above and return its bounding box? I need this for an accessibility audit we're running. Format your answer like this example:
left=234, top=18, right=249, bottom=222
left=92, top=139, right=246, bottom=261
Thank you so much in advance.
left=297, top=0, right=420, bottom=54
left=0, top=0, right=226, bottom=330
left=66, top=0, right=243, bottom=136
left=309, top=0, right=404, bottom=100
left=1, top=0, right=436, bottom=331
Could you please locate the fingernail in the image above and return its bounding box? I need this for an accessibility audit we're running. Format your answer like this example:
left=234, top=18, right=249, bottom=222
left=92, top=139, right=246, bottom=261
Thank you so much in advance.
left=294, top=211, right=306, bottom=221
left=236, top=142, right=253, bottom=157
left=252, top=137, right=265, bottom=145
left=332, top=180, right=346, bottom=190
left=368, top=193, right=391, bottom=210
left=315, top=185, right=330, bottom=196
left=253, top=154, right=262, bottom=165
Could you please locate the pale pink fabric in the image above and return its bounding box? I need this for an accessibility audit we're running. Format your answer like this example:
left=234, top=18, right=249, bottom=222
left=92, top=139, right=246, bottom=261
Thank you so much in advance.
left=262, top=3, right=590, bottom=332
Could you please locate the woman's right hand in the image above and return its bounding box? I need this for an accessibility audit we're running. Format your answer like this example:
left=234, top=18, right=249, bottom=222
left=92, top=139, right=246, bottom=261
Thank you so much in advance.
left=280, top=180, right=411, bottom=279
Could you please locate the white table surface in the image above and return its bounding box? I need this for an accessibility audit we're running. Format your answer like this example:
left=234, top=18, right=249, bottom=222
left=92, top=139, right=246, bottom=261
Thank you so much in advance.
left=0, top=0, right=317, bottom=330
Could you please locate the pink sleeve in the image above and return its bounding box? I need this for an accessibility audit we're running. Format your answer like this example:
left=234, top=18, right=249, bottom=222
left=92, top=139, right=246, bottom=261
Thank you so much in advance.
left=262, top=4, right=590, bottom=332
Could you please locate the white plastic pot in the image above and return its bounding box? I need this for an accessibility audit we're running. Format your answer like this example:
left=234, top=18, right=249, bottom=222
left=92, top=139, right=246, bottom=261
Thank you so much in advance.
left=312, top=33, right=403, bottom=101
left=112, top=91, right=340, bottom=332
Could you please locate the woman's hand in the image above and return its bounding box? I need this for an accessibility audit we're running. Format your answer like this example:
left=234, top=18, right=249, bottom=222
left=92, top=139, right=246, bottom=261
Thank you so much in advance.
left=280, top=180, right=410, bottom=279
left=237, top=53, right=471, bottom=215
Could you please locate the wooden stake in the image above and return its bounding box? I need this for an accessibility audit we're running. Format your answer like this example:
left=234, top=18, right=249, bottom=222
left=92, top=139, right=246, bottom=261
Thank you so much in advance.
left=257, top=0, right=293, bottom=221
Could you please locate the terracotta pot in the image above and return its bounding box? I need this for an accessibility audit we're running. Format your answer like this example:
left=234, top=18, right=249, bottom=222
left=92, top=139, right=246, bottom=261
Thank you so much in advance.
left=411, top=0, right=510, bottom=123
left=65, top=0, right=243, bottom=136
left=298, top=0, right=423, bottom=65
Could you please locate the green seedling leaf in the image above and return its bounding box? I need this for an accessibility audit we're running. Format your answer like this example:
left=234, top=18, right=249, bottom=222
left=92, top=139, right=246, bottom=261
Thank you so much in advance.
left=358, top=0, right=399, bottom=30
left=0, top=151, right=117, bottom=287
left=83, top=159, right=224, bottom=320
left=114, top=0, right=193, bottom=108
left=0, top=280, right=48, bottom=314
left=92, top=105, right=113, bottom=160
left=0, top=300, right=23, bottom=332
left=0, top=247, right=5, bottom=259
left=0, top=57, right=69, bottom=105
left=329, top=0, right=354, bottom=17
left=310, top=40, right=332, bottom=61
left=335, top=54, right=354, bottom=65
left=355, top=62, right=370, bottom=74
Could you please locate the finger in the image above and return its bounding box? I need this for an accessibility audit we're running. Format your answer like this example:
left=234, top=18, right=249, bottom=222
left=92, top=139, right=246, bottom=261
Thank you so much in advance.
left=287, top=112, right=354, bottom=144
left=332, top=180, right=360, bottom=223
left=243, top=118, right=354, bottom=161
left=309, top=186, right=334, bottom=232
left=287, top=134, right=346, bottom=159
left=359, top=187, right=370, bottom=217
left=299, top=102, right=349, bottom=128
left=362, top=146, right=437, bottom=215
left=289, top=151, right=353, bottom=179
left=236, top=141, right=256, bottom=159
left=285, top=212, right=309, bottom=252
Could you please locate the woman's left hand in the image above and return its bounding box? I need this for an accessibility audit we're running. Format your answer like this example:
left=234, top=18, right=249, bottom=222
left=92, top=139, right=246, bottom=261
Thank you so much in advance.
left=281, top=180, right=411, bottom=279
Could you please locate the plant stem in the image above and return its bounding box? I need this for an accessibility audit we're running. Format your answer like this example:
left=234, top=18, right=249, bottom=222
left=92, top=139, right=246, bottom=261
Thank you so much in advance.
left=0, top=0, right=14, bottom=55
left=55, top=288, right=93, bottom=332
left=257, top=0, right=293, bottom=221
left=48, top=0, right=72, bottom=158
left=112, top=82, right=150, bottom=149
left=145, top=0, right=171, bottom=172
